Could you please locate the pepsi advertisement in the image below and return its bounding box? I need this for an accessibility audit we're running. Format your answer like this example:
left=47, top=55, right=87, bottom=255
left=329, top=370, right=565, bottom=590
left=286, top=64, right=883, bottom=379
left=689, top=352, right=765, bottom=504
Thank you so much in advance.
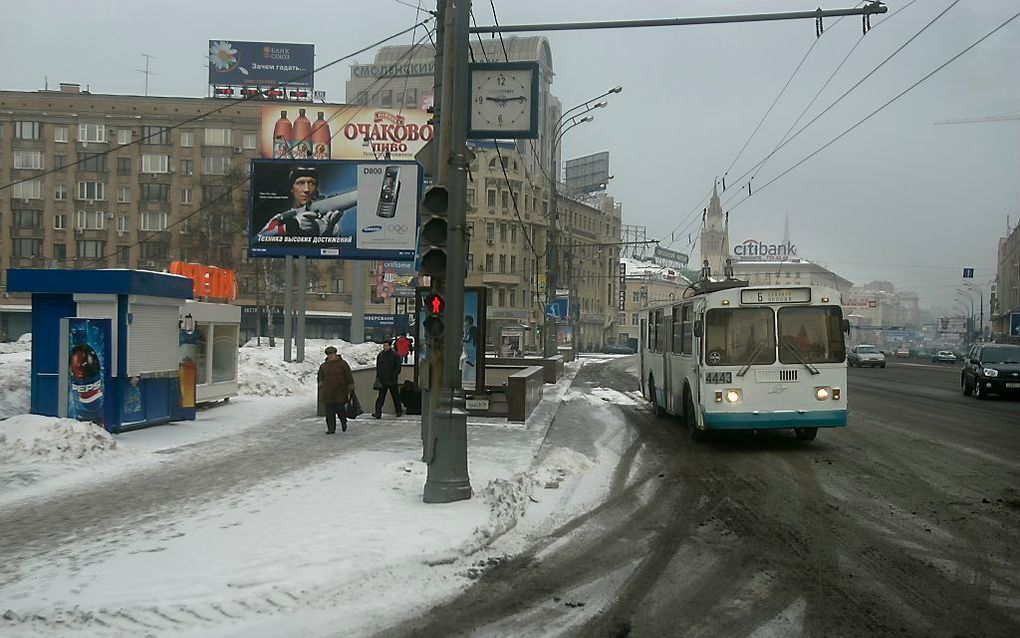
left=61, top=318, right=114, bottom=429
left=248, top=159, right=421, bottom=260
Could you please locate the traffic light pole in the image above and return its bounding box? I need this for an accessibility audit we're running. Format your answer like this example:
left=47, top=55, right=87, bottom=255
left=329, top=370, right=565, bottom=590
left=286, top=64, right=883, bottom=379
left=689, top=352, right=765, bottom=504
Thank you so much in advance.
left=423, top=0, right=472, bottom=504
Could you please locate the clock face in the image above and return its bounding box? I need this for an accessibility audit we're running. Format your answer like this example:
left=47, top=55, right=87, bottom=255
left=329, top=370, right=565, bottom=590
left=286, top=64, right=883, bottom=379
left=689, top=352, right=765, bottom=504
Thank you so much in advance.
left=470, top=67, right=535, bottom=135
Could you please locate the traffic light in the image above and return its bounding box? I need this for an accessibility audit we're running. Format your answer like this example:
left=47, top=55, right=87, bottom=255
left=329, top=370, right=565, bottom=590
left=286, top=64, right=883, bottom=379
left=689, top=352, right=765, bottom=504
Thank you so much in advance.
left=419, top=184, right=449, bottom=279
left=423, top=292, right=446, bottom=337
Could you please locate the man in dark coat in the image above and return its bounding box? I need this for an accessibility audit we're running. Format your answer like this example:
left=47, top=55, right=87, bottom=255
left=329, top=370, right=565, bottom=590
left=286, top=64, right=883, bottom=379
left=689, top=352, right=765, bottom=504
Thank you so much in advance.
left=317, top=346, right=354, bottom=434
left=373, top=341, right=403, bottom=418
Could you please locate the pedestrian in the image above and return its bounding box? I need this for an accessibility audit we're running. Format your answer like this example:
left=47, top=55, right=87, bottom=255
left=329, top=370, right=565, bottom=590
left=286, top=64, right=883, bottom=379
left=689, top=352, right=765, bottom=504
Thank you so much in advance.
left=394, top=333, right=411, bottom=363
left=317, top=346, right=354, bottom=434
left=373, top=340, right=403, bottom=418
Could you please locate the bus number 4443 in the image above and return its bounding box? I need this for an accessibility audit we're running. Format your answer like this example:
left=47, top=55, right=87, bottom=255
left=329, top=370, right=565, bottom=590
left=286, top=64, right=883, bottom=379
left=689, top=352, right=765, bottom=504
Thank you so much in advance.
left=705, top=372, right=732, bottom=384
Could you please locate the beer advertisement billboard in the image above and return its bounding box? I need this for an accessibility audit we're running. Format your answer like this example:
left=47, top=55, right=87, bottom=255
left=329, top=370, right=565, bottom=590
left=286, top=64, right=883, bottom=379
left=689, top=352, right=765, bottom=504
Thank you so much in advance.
left=260, top=106, right=433, bottom=162
left=248, top=159, right=421, bottom=260
left=208, top=41, right=314, bottom=89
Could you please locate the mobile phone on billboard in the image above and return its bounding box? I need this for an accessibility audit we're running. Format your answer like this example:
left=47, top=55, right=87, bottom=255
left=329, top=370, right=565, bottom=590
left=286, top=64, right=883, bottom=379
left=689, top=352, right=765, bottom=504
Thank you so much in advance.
left=376, top=166, right=400, bottom=218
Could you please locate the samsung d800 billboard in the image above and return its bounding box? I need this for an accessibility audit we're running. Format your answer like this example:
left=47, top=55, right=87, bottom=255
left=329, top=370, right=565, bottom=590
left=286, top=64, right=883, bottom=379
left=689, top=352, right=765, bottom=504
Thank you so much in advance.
left=248, top=160, right=421, bottom=260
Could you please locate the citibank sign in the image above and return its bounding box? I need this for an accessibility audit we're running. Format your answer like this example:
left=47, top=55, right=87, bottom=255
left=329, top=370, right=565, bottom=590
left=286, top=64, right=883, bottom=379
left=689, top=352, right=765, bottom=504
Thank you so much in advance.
left=733, top=239, right=797, bottom=259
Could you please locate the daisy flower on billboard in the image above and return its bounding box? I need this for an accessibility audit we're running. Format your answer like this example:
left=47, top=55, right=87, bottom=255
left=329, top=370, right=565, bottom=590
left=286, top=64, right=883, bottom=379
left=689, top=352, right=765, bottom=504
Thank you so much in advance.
left=209, top=41, right=238, bottom=71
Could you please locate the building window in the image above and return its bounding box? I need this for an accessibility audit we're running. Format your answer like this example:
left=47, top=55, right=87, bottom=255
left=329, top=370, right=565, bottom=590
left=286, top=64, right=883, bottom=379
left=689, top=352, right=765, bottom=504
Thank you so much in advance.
left=55, top=184, right=68, bottom=201
left=242, top=133, right=257, bottom=150
left=116, top=186, right=130, bottom=203
left=485, top=253, right=494, bottom=272
left=180, top=130, right=194, bottom=147
left=117, top=129, right=132, bottom=145
left=632, top=291, right=640, bottom=303
left=181, top=159, right=194, bottom=176
left=466, top=189, right=475, bottom=206
left=54, top=213, right=68, bottom=230
left=497, top=289, right=506, bottom=307
left=78, top=123, right=107, bottom=143
left=499, top=255, right=507, bottom=274
left=511, top=226, right=517, bottom=244
left=510, top=255, right=517, bottom=273
left=487, top=189, right=496, bottom=207
left=204, top=128, right=233, bottom=147
left=141, top=154, right=169, bottom=174
left=467, top=253, right=474, bottom=272
left=485, top=223, right=494, bottom=242
left=632, top=313, right=638, bottom=326
left=77, top=152, right=107, bottom=173
left=499, top=223, right=507, bottom=242
left=141, top=126, right=170, bottom=145
left=203, top=156, right=232, bottom=175
left=77, top=240, right=106, bottom=259
left=510, top=289, right=517, bottom=307
left=53, top=244, right=67, bottom=260
left=203, top=185, right=230, bottom=204
left=77, top=210, right=105, bottom=230
left=54, top=126, right=68, bottom=143
left=501, top=191, right=509, bottom=209
left=140, top=183, right=170, bottom=202
left=117, top=245, right=130, bottom=265
left=139, top=240, right=169, bottom=260
left=13, top=209, right=42, bottom=228
left=76, top=181, right=107, bottom=201
left=140, top=211, right=169, bottom=231
left=117, top=157, right=132, bottom=175
left=117, top=215, right=129, bottom=232
left=54, top=155, right=68, bottom=170
left=14, top=179, right=43, bottom=200
left=12, top=238, right=43, bottom=257
left=181, top=187, right=193, bottom=204
left=13, top=151, right=44, bottom=169
left=331, top=278, right=344, bottom=293
left=14, top=121, right=41, bottom=140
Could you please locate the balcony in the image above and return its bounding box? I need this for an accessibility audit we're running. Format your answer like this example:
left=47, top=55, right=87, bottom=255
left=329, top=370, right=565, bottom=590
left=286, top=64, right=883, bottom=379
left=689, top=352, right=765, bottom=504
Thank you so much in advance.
left=482, top=271, right=521, bottom=286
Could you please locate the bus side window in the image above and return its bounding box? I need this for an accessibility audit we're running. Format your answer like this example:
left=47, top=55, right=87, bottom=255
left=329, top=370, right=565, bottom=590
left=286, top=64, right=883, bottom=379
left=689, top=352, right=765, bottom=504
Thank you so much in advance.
left=640, top=318, right=647, bottom=352
left=682, top=305, right=694, bottom=355
left=672, top=306, right=683, bottom=353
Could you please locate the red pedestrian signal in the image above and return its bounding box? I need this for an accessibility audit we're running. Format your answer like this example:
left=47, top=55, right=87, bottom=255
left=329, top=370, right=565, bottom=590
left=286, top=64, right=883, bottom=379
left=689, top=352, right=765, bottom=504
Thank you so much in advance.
left=428, top=294, right=444, bottom=315
left=423, top=293, right=445, bottom=337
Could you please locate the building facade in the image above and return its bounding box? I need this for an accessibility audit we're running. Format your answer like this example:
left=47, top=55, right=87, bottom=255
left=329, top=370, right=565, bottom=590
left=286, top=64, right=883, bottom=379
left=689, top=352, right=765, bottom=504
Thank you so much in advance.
left=993, top=221, right=1020, bottom=341
left=614, top=257, right=691, bottom=348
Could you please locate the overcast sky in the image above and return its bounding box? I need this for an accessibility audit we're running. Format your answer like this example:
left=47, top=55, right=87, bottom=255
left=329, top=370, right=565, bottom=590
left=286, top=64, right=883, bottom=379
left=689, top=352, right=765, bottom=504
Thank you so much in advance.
left=4, top=0, right=1018, bottom=313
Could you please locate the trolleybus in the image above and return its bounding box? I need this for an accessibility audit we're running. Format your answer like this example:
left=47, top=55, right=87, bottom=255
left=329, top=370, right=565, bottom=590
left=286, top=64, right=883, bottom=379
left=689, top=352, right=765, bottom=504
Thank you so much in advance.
left=639, top=280, right=849, bottom=441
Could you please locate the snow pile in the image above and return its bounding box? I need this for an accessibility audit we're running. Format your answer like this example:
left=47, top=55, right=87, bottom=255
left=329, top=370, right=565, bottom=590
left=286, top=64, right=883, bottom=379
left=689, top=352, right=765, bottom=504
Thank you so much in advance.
left=0, top=414, right=129, bottom=463
left=237, top=338, right=381, bottom=396
left=0, top=350, right=32, bottom=420
left=0, top=332, right=32, bottom=354
left=461, top=446, right=594, bottom=555
left=563, top=386, right=640, bottom=407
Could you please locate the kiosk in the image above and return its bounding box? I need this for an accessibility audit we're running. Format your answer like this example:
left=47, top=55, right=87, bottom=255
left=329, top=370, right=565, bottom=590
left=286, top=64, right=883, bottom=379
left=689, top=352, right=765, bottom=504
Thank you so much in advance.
left=6, top=268, right=196, bottom=433
left=180, top=300, right=241, bottom=404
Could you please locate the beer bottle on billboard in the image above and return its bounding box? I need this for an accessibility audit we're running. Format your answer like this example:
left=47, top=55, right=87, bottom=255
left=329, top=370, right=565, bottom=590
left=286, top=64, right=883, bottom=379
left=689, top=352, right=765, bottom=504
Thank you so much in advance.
left=273, top=111, right=293, bottom=159
left=69, top=324, right=104, bottom=425
left=292, top=108, right=312, bottom=160
left=311, top=111, right=331, bottom=160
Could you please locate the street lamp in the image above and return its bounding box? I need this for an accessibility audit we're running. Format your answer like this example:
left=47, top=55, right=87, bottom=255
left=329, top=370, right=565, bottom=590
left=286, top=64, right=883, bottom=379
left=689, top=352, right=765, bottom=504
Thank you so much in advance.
left=961, top=281, right=984, bottom=340
left=543, top=87, right=622, bottom=357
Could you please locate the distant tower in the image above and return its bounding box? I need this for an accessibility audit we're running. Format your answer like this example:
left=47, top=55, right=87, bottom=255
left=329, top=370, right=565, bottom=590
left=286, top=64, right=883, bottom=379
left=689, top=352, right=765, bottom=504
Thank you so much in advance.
left=700, top=180, right=730, bottom=277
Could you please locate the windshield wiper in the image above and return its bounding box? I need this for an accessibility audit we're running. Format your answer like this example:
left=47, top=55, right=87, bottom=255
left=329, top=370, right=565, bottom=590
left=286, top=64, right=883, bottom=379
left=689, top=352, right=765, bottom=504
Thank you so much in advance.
left=782, top=340, right=820, bottom=375
left=737, top=341, right=766, bottom=378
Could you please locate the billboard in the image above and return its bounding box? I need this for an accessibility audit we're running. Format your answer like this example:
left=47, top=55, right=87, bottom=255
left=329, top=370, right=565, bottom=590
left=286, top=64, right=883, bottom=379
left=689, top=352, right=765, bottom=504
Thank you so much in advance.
left=209, top=40, right=314, bottom=89
left=653, top=245, right=689, bottom=269
left=564, top=151, right=610, bottom=194
left=375, top=261, right=417, bottom=301
left=248, top=159, right=421, bottom=260
left=59, top=318, right=114, bottom=429
left=260, top=106, right=433, bottom=162
left=937, top=317, right=968, bottom=334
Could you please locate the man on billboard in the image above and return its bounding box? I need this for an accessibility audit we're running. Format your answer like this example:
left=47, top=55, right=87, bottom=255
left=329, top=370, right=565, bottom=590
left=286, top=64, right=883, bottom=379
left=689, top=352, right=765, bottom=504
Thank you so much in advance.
left=258, top=166, right=355, bottom=237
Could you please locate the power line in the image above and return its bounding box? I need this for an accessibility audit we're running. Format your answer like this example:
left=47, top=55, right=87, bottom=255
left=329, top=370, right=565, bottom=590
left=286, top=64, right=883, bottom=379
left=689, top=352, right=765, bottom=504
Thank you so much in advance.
left=726, top=7, right=1020, bottom=214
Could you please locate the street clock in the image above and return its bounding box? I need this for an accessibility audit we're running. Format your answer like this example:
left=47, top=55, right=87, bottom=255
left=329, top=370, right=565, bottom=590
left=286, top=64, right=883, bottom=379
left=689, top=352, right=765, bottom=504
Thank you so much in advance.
left=468, top=62, right=539, bottom=139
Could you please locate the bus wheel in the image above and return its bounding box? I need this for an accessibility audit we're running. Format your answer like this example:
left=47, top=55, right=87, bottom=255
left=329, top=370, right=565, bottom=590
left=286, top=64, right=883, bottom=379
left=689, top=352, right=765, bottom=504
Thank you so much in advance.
left=794, top=427, right=818, bottom=441
left=649, top=374, right=667, bottom=417
left=685, top=394, right=704, bottom=443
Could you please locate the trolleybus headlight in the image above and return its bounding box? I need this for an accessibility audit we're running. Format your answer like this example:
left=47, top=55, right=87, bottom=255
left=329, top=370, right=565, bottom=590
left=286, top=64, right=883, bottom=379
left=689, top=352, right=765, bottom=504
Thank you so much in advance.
left=714, top=390, right=723, bottom=403
left=832, top=388, right=841, bottom=400
left=814, top=386, right=831, bottom=401
left=725, top=389, right=742, bottom=404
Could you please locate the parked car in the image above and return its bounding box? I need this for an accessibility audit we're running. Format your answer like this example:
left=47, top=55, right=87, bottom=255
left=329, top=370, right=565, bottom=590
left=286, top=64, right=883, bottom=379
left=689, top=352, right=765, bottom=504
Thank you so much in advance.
left=602, top=344, right=636, bottom=355
left=961, top=344, right=1020, bottom=399
left=848, top=344, right=886, bottom=368
left=932, top=350, right=957, bottom=364
left=894, top=348, right=910, bottom=358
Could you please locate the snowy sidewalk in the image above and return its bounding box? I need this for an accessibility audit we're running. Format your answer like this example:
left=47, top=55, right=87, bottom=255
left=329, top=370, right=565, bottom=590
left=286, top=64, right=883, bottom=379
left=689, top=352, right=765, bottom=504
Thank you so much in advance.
left=0, top=355, right=645, bottom=637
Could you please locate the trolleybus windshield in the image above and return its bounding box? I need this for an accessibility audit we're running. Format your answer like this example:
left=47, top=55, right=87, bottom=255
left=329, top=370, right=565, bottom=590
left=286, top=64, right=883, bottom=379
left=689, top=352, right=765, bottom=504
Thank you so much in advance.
left=777, top=306, right=846, bottom=364
left=705, top=308, right=776, bottom=366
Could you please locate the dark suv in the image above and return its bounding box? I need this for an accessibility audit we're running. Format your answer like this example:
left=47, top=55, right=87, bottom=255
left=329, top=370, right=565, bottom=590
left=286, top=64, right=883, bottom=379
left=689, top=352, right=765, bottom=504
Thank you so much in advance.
left=961, top=344, right=1020, bottom=399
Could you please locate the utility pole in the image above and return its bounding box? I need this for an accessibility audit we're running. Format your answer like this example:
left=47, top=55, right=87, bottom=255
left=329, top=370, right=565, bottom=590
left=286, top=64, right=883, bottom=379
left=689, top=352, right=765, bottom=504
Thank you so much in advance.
left=138, top=52, right=156, bottom=97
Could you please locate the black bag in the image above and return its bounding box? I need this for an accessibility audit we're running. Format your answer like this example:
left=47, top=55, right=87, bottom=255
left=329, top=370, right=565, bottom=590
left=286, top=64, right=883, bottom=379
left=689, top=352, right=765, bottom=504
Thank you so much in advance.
left=373, top=378, right=383, bottom=391
left=346, top=392, right=364, bottom=419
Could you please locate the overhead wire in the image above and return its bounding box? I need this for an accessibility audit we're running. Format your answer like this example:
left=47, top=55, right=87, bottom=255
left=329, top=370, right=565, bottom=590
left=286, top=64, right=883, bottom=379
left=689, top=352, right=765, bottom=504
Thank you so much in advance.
left=725, top=6, right=1020, bottom=215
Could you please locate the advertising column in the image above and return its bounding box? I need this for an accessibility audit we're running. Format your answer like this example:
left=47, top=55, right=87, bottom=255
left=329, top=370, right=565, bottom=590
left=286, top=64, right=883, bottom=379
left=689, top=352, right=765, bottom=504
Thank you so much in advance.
left=59, top=318, right=114, bottom=430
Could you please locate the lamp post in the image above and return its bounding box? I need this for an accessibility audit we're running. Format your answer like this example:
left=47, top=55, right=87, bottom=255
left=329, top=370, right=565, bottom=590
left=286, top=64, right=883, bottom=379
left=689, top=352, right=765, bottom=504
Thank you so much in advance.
left=957, top=289, right=976, bottom=348
left=961, top=281, right=984, bottom=341
left=543, top=87, right=622, bottom=357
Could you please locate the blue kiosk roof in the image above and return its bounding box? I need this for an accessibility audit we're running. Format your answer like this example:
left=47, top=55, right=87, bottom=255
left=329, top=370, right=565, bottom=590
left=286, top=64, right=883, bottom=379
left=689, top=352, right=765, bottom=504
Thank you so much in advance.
left=6, top=269, right=193, bottom=299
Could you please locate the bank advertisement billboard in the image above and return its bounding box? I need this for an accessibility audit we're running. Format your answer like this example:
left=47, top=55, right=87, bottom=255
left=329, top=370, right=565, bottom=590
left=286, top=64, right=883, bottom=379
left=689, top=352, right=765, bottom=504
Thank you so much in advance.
left=208, top=40, right=314, bottom=89
left=260, top=106, right=433, bottom=162
left=249, top=159, right=421, bottom=260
